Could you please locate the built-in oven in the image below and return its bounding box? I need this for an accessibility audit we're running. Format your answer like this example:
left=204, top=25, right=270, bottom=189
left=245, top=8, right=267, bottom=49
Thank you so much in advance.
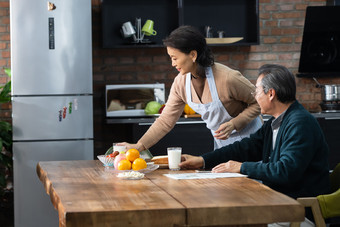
left=105, top=83, right=165, bottom=117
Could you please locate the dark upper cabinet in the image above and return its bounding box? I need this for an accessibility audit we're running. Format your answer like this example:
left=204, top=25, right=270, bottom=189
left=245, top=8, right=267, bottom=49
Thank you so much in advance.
left=102, top=0, right=259, bottom=48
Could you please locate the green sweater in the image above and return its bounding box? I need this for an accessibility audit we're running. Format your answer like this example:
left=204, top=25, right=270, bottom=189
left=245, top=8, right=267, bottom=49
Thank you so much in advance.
left=203, top=101, right=330, bottom=199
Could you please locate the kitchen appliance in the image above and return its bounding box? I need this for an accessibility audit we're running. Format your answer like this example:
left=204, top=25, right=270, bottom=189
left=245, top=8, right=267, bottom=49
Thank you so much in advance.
left=297, top=6, right=340, bottom=78
left=105, top=83, right=165, bottom=117
left=319, top=101, right=340, bottom=112
left=319, top=85, right=340, bottom=102
left=313, top=78, right=340, bottom=111
left=10, top=0, right=93, bottom=226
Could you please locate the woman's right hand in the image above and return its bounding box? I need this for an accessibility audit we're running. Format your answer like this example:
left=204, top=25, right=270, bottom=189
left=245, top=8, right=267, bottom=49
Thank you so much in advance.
left=214, top=121, right=235, bottom=140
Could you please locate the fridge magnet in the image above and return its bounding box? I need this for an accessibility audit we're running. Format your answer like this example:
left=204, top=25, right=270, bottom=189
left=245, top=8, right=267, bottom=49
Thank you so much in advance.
left=58, top=110, right=63, bottom=122
left=63, top=106, right=67, bottom=119
left=69, top=102, right=72, bottom=114
left=47, top=2, right=56, bottom=11
left=74, top=98, right=78, bottom=110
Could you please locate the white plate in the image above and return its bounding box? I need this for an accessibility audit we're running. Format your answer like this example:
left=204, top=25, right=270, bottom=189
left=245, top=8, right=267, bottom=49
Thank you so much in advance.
left=117, top=171, right=145, bottom=180
left=119, top=177, right=144, bottom=180
left=139, top=164, right=159, bottom=173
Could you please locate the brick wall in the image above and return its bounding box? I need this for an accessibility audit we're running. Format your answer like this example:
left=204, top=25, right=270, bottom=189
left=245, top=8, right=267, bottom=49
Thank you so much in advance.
left=0, top=0, right=10, bottom=123
left=91, top=0, right=340, bottom=117
left=1, top=0, right=340, bottom=154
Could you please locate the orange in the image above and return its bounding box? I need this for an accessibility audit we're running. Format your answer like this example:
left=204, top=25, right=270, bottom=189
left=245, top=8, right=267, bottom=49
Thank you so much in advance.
left=117, top=159, right=131, bottom=170
left=132, top=158, right=147, bottom=171
left=184, top=104, right=195, bottom=115
left=126, top=149, right=140, bottom=162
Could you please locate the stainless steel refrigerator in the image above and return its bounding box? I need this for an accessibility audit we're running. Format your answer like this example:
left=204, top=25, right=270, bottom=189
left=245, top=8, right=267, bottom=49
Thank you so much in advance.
left=10, top=0, right=93, bottom=226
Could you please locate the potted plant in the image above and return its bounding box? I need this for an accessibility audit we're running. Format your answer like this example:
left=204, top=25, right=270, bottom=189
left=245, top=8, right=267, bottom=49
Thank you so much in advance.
left=0, top=67, right=12, bottom=196
left=0, top=67, right=13, bottom=226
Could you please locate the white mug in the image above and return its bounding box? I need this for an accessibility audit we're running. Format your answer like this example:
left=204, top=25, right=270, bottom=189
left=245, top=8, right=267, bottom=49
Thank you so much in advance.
left=121, top=21, right=136, bottom=38
left=167, top=147, right=182, bottom=170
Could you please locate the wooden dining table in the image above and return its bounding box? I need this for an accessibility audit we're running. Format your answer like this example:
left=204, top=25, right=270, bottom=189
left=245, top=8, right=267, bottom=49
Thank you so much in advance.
left=37, top=160, right=305, bottom=227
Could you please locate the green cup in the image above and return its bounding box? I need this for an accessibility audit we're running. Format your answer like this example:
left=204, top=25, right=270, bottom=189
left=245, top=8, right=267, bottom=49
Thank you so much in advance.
left=142, top=19, right=157, bottom=36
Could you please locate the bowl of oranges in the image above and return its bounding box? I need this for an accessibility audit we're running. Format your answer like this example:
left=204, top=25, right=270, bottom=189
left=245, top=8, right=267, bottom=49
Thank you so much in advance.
left=115, top=148, right=159, bottom=174
left=100, top=148, right=159, bottom=174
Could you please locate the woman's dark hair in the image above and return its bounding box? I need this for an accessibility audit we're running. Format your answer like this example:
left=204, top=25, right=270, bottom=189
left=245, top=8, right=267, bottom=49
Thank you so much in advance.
left=163, top=25, right=214, bottom=67
left=258, top=64, right=296, bottom=103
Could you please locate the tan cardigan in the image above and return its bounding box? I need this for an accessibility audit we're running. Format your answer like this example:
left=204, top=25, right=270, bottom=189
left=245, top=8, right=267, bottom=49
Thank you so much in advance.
left=137, top=63, right=260, bottom=150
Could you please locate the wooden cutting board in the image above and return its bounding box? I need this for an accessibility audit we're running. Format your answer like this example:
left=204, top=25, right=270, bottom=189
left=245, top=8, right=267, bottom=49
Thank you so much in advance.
left=184, top=114, right=201, bottom=118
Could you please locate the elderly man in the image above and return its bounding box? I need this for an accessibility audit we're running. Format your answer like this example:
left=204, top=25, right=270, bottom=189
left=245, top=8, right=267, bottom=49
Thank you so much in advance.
left=179, top=64, right=330, bottom=226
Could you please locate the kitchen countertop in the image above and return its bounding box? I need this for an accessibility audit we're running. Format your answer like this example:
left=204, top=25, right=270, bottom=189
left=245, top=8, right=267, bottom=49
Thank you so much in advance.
left=310, top=111, right=340, bottom=119
left=107, top=112, right=340, bottom=124
left=263, top=112, right=340, bottom=121
left=106, top=116, right=205, bottom=124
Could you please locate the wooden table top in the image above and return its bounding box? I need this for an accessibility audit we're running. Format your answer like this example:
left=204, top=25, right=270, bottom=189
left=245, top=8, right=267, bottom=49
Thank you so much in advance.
left=37, top=160, right=304, bottom=227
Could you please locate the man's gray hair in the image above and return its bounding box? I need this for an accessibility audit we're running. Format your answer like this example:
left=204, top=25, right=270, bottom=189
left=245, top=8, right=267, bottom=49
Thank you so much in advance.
left=258, top=64, right=296, bottom=103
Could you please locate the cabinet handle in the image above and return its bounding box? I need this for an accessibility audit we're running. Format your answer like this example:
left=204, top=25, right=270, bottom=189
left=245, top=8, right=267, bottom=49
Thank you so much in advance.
left=175, top=121, right=205, bottom=125
left=325, top=117, right=340, bottom=120
left=139, top=121, right=205, bottom=126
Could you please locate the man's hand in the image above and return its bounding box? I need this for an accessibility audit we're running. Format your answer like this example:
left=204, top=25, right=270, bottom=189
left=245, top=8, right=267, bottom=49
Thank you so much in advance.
left=211, top=160, right=242, bottom=173
left=179, top=155, right=204, bottom=169
left=214, top=121, right=235, bottom=140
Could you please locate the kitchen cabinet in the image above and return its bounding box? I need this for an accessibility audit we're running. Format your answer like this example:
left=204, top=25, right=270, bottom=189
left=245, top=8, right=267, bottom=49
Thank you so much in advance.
left=101, top=0, right=259, bottom=48
left=316, top=116, right=340, bottom=170
left=132, top=121, right=214, bottom=156
left=105, top=117, right=214, bottom=156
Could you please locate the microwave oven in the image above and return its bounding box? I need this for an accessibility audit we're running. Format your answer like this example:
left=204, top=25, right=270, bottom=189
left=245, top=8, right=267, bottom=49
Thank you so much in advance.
left=105, top=83, right=165, bottom=117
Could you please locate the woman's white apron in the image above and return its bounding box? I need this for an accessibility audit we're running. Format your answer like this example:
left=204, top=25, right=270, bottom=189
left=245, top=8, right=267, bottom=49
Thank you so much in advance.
left=185, top=67, right=262, bottom=149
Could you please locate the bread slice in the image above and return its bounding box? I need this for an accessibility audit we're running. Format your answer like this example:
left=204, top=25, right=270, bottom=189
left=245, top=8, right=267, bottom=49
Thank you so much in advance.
left=151, top=155, right=168, bottom=164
